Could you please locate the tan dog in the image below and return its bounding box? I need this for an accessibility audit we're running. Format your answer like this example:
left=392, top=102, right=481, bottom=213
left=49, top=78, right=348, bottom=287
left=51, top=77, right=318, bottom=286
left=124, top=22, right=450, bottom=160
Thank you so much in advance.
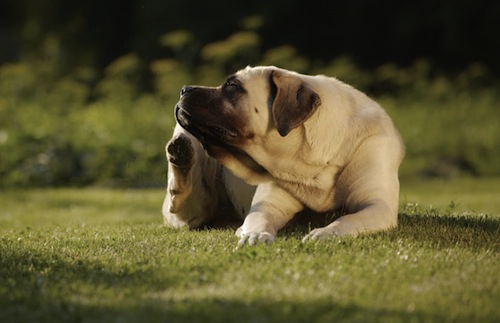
left=162, top=66, right=405, bottom=246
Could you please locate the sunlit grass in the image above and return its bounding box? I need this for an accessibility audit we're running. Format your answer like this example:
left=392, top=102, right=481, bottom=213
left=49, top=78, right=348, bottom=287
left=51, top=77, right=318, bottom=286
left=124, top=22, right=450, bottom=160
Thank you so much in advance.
left=400, top=177, right=500, bottom=216
left=0, top=188, right=164, bottom=228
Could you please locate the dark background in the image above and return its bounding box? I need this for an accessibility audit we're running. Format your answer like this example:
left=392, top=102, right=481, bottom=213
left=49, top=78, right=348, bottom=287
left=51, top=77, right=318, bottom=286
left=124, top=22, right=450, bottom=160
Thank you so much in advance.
left=1, top=0, right=499, bottom=76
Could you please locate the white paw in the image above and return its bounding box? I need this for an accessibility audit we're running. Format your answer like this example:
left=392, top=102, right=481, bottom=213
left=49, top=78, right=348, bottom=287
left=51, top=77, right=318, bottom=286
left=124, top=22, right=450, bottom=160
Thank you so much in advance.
left=237, top=231, right=275, bottom=247
left=302, top=227, right=340, bottom=243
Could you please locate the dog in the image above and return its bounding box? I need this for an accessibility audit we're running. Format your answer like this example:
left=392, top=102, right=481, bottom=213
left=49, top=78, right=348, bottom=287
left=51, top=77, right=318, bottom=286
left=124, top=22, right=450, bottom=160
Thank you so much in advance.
left=162, top=66, right=405, bottom=246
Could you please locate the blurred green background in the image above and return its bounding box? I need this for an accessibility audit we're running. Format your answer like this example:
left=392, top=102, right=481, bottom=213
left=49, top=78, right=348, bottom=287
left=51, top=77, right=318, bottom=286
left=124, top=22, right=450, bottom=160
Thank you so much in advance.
left=0, top=0, right=499, bottom=188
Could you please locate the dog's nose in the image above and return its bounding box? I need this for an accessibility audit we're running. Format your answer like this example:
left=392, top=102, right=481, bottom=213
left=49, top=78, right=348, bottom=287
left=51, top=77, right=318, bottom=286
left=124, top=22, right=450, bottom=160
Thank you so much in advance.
left=180, top=86, right=193, bottom=96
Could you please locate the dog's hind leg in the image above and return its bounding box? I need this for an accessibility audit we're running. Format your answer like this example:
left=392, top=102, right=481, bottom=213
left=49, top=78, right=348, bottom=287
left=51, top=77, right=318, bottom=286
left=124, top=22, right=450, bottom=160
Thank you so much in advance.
left=165, top=132, right=195, bottom=213
left=162, top=125, right=219, bottom=228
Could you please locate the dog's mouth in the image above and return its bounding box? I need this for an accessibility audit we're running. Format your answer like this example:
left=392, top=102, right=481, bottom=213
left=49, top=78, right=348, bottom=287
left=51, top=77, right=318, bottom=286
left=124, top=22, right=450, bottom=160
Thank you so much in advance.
left=175, top=105, right=269, bottom=176
left=175, top=105, right=238, bottom=147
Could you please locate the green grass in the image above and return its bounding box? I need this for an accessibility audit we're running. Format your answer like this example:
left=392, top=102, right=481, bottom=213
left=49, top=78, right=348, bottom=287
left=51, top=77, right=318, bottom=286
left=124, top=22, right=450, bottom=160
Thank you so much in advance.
left=400, top=177, right=500, bottom=217
left=1, top=179, right=499, bottom=322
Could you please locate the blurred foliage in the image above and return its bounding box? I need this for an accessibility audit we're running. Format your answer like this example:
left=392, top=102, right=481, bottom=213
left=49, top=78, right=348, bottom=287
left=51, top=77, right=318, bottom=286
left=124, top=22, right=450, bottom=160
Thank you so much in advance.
left=201, top=32, right=261, bottom=73
left=1, top=28, right=499, bottom=188
left=1, top=0, right=500, bottom=187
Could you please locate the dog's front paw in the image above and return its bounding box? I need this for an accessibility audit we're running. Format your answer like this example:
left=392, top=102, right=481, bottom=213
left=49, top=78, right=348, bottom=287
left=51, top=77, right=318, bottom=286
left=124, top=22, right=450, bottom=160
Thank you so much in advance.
left=237, top=231, right=275, bottom=247
left=167, top=135, right=194, bottom=169
left=302, top=227, right=340, bottom=243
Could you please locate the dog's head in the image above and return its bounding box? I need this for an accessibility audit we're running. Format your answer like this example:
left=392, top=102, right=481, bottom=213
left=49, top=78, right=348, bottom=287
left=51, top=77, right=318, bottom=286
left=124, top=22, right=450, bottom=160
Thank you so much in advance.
left=175, top=66, right=322, bottom=184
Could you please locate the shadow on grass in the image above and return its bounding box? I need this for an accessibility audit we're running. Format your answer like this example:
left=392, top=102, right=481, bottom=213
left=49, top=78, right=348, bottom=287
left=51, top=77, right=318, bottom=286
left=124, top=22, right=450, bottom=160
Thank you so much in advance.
left=0, top=285, right=447, bottom=323
left=1, top=211, right=498, bottom=322
left=396, top=212, right=499, bottom=248
left=74, top=300, right=448, bottom=322
left=0, top=248, right=425, bottom=322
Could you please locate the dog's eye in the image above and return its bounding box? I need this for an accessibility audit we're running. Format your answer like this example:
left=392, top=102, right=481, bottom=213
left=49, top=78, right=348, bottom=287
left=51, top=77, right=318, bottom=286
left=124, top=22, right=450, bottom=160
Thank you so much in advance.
left=224, top=80, right=240, bottom=90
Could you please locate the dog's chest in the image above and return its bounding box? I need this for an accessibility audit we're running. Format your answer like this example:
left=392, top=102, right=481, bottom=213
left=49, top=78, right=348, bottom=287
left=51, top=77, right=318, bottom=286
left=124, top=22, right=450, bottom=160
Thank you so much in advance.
left=276, top=168, right=338, bottom=212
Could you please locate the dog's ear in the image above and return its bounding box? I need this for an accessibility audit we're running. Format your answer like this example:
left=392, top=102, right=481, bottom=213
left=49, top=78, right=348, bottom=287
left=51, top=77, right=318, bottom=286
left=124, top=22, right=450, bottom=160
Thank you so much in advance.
left=270, top=70, right=321, bottom=137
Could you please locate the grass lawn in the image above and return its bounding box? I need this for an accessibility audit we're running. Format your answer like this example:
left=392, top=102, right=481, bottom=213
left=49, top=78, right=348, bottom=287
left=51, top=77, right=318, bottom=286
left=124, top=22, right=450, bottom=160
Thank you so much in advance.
left=1, top=178, right=499, bottom=322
